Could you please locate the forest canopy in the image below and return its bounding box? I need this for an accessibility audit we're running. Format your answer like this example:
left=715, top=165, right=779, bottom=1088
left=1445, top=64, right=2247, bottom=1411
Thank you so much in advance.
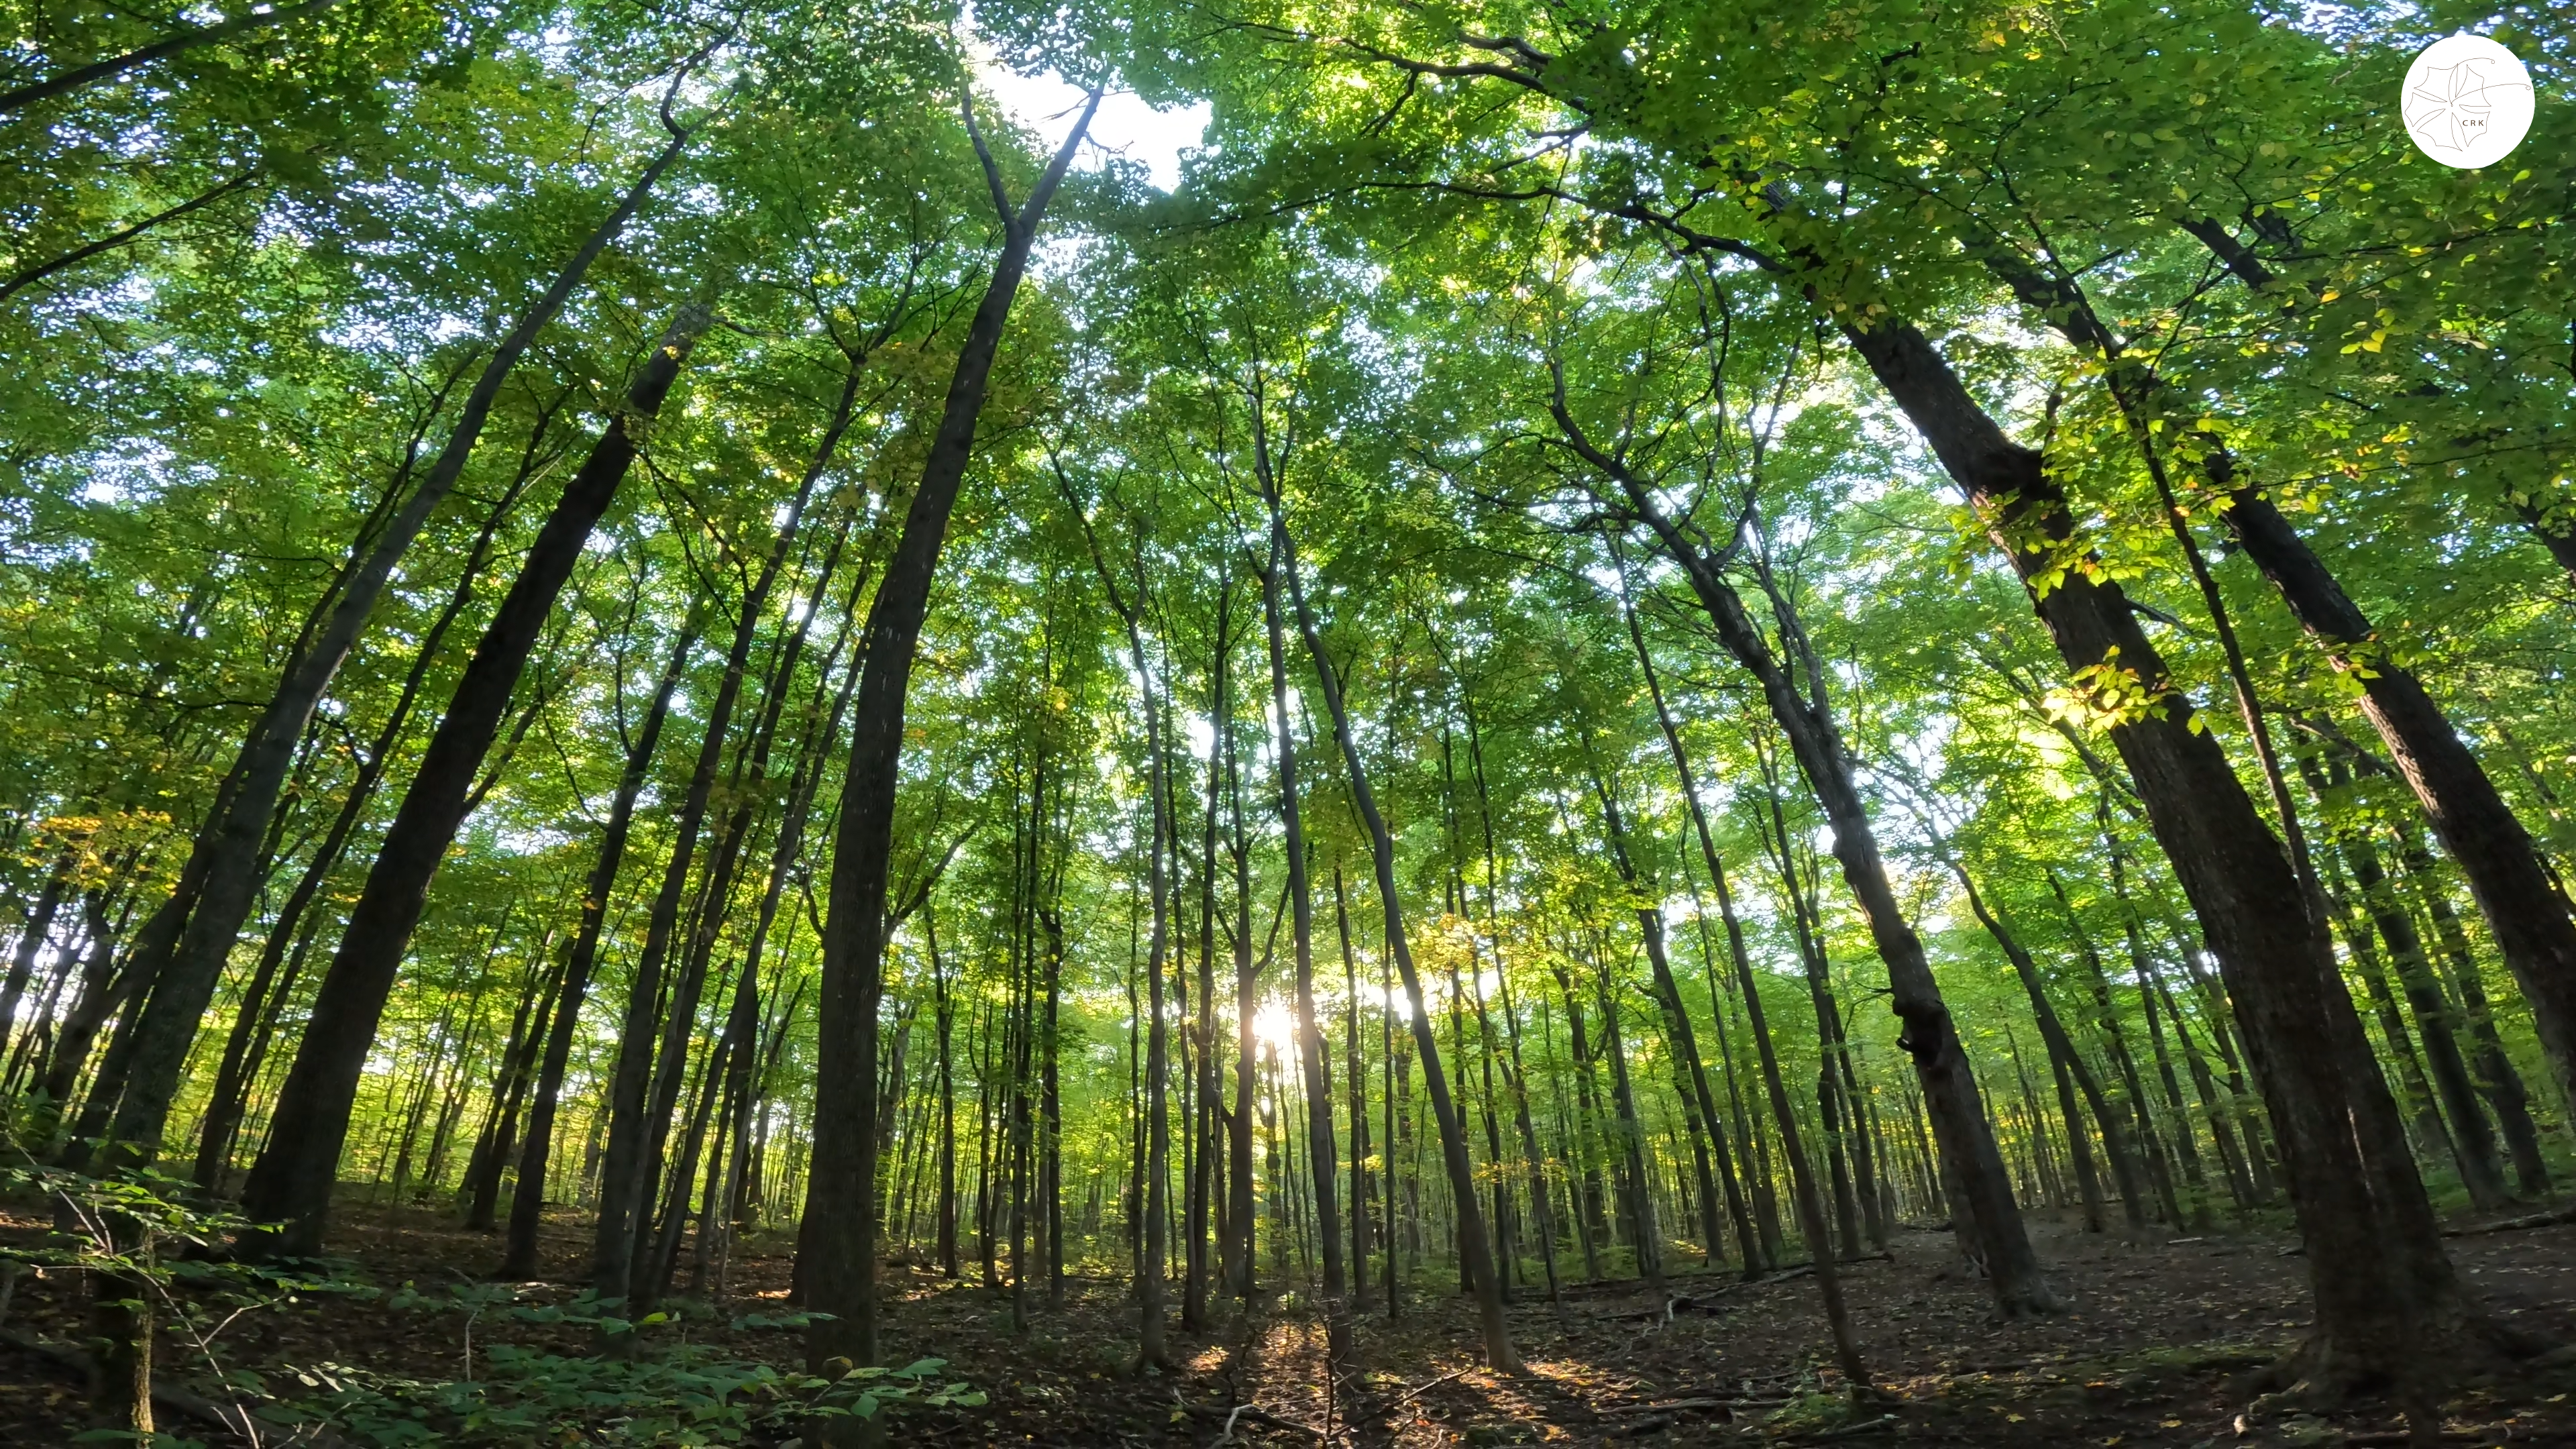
left=0, top=0, right=2571, bottom=1444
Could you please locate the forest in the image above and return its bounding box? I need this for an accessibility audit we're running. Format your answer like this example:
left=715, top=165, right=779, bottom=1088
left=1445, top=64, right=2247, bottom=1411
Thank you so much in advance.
left=0, top=0, right=2571, bottom=1444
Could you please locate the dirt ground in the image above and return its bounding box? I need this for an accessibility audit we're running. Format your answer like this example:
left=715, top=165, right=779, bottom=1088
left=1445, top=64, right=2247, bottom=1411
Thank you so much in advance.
left=8, top=1200, right=2576, bottom=1446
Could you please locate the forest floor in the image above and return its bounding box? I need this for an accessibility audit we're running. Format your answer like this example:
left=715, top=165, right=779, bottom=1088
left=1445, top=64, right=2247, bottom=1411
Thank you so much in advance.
left=6, top=1199, right=2576, bottom=1447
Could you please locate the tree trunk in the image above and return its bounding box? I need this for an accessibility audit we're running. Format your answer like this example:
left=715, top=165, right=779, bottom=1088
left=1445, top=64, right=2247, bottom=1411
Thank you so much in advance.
left=2336, top=812, right=2508, bottom=1210
left=197, top=445, right=549, bottom=1192
left=95, top=132, right=691, bottom=1167
left=2400, top=836, right=2551, bottom=1197
left=498, top=612, right=699, bottom=1277
left=1556, top=396, right=2051, bottom=1313
left=2221, top=489, right=2576, bottom=1108
left=238, top=300, right=713, bottom=1255
left=1841, top=314, right=2471, bottom=1391
left=0, top=847, right=76, bottom=1067
left=1277, top=500, right=1520, bottom=1373
left=1956, top=869, right=2143, bottom=1227
left=608, top=419, right=846, bottom=1301
left=1591, top=963, right=1661, bottom=1289
left=1713, top=833, right=1869, bottom=1383
left=800, top=92, right=1097, bottom=1379
left=1334, top=865, right=1377, bottom=1308
left=2049, top=872, right=2185, bottom=1227
left=1185, top=570, right=1230, bottom=1330
left=1252, top=474, right=1349, bottom=1357
left=0, top=0, right=340, bottom=115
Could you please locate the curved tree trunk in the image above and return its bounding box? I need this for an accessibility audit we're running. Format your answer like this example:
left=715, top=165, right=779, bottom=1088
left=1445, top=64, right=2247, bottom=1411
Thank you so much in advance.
left=1553, top=390, right=2053, bottom=1315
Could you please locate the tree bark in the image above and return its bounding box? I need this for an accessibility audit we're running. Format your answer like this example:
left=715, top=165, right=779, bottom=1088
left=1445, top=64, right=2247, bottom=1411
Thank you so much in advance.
left=238, top=299, right=714, bottom=1255
left=91, top=126, right=692, bottom=1169
left=800, top=91, right=1097, bottom=1379
left=1276, top=498, right=1521, bottom=1373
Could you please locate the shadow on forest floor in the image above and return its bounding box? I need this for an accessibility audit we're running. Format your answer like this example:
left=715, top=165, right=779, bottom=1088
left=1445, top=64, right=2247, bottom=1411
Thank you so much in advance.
left=7, top=1200, right=2576, bottom=1446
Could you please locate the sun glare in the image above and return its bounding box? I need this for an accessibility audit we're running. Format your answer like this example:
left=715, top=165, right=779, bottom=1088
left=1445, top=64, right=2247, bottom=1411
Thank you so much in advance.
left=1252, top=1000, right=1299, bottom=1053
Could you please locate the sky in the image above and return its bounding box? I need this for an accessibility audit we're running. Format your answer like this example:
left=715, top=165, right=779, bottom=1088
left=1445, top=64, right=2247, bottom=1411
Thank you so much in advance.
left=973, top=58, right=1214, bottom=193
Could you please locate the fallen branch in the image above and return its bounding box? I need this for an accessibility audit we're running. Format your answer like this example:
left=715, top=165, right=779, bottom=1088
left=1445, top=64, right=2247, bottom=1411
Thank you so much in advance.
left=1599, top=1395, right=1783, bottom=1414
left=1381, top=1365, right=1474, bottom=1411
left=1799, top=1411, right=1899, bottom=1441
left=2445, top=1203, right=2576, bottom=1238
left=1, top=1325, right=362, bottom=1448
left=1179, top=1400, right=1325, bottom=1440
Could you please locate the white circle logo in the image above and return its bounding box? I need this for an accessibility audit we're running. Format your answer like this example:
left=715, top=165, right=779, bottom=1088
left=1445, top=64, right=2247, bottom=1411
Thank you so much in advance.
left=2402, top=34, right=2534, bottom=169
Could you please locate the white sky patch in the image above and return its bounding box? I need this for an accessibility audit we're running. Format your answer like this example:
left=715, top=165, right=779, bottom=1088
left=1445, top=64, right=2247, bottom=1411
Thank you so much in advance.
left=971, top=51, right=1211, bottom=193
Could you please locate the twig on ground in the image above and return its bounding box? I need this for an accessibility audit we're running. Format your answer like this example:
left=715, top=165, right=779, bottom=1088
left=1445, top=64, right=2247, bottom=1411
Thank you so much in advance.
left=1382, top=1365, right=1473, bottom=1411
left=1599, top=1395, right=1786, bottom=1414
left=1801, top=1411, right=1899, bottom=1441
left=1181, top=1399, right=1324, bottom=1440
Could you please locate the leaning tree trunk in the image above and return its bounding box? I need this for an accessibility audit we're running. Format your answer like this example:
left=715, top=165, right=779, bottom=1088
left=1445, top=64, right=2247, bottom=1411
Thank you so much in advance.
left=237, top=300, right=714, bottom=1255
left=1841, top=313, right=2475, bottom=1395
left=1957, top=869, right=2145, bottom=1226
left=2219, top=488, right=2576, bottom=1108
left=602, top=410, right=845, bottom=1303
left=1554, top=401, right=2053, bottom=1316
left=2398, top=830, right=2552, bottom=1197
left=800, top=91, right=1097, bottom=1380
left=498, top=610, right=700, bottom=1277
left=195, top=445, right=547, bottom=1192
left=92, top=130, right=692, bottom=1169
left=1591, top=755, right=1748, bottom=1271
left=0, top=0, right=341, bottom=116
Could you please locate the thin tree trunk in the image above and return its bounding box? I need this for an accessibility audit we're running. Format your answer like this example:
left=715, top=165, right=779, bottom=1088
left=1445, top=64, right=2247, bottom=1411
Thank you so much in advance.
left=2049, top=871, right=2185, bottom=1226
left=1335, top=865, right=1377, bottom=1309
left=499, top=612, right=701, bottom=1277
left=1277, top=504, right=1519, bottom=1373
left=1955, top=869, right=2144, bottom=1227
left=2400, top=836, right=2551, bottom=1197
left=1252, top=473, right=1348, bottom=1358
left=1556, top=393, right=2051, bottom=1313
left=1591, top=961, right=1661, bottom=1289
